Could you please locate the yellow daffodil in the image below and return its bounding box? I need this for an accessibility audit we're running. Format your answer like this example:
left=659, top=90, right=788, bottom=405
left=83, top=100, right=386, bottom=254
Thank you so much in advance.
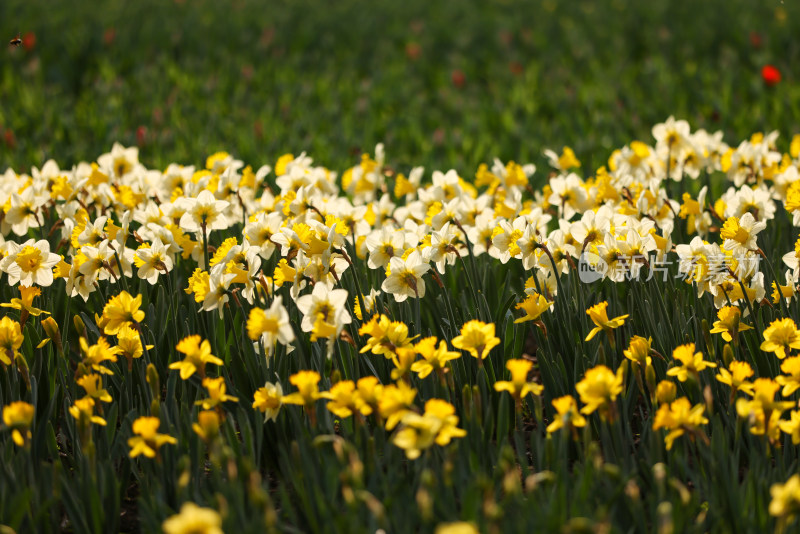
left=545, top=395, right=587, bottom=436
left=514, top=291, right=553, bottom=323
left=169, top=335, right=223, bottom=380
left=575, top=365, right=625, bottom=421
left=162, top=503, right=223, bottom=534
left=128, top=416, right=177, bottom=459
left=96, top=290, right=145, bottom=335
left=652, top=397, right=708, bottom=450
left=452, top=320, right=501, bottom=361
left=0, top=316, right=24, bottom=366
left=667, top=343, right=717, bottom=382
left=761, top=318, right=800, bottom=359
left=281, top=370, right=322, bottom=409
left=195, top=377, right=239, bottom=410
left=252, top=381, right=283, bottom=422
left=2, top=401, right=34, bottom=447
left=584, top=301, right=628, bottom=343
left=410, top=337, right=461, bottom=379
left=494, top=358, right=543, bottom=404
left=709, top=306, right=751, bottom=343
left=192, top=410, right=221, bottom=443
left=321, top=380, right=359, bottom=419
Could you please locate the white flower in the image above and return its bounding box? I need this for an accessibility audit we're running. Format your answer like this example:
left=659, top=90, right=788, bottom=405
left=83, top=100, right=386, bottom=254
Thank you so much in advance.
left=0, top=239, right=60, bottom=287
left=135, top=238, right=174, bottom=285
left=382, top=249, right=430, bottom=302
left=178, top=190, right=231, bottom=233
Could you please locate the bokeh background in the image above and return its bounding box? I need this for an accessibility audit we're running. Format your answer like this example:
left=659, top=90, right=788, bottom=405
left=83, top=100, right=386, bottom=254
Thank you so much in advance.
left=1, top=0, right=798, bottom=176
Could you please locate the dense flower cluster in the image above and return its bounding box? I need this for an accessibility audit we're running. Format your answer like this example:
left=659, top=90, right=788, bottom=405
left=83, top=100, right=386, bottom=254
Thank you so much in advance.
left=4, top=118, right=800, bottom=529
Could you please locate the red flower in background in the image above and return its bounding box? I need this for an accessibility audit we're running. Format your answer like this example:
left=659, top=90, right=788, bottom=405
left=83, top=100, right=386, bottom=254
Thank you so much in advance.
left=762, top=65, right=781, bottom=86
left=22, top=32, right=35, bottom=51
left=451, top=69, right=465, bottom=88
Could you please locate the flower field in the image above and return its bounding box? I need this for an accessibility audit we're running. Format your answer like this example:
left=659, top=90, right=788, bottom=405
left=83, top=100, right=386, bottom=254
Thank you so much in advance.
left=4, top=1, right=800, bottom=533
left=2, top=118, right=800, bottom=532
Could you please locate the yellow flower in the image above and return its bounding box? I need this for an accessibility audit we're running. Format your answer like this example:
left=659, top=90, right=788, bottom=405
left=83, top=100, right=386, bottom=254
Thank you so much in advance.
left=584, top=301, right=628, bottom=342
left=435, top=522, right=479, bottom=534
left=252, top=382, right=283, bottom=422
left=656, top=380, right=677, bottom=404
left=545, top=395, right=586, bottom=435
left=0, top=316, right=24, bottom=365
left=354, top=376, right=383, bottom=417
left=452, top=320, right=501, bottom=361
left=623, top=335, right=652, bottom=369
left=575, top=365, right=624, bottom=420
left=68, top=397, right=107, bottom=428
left=96, top=291, right=145, bottom=336
left=358, top=314, right=416, bottom=358
left=390, top=346, right=418, bottom=381
left=185, top=268, right=210, bottom=303
left=2, top=401, right=34, bottom=447
left=709, top=306, right=751, bottom=343
left=162, top=502, right=223, bottom=534
left=37, top=316, right=62, bottom=351
left=652, top=397, right=708, bottom=450
left=128, top=416, right=177, bottom=458
left=0, top=285, right=49, bottom=318
left=196, top=377, right=239, bottom=410
left=514, top=292, right=553, bottom=323
left=666, top=343, right=717, bottom=382
left=117, top=324, right=153, bottom=370
left=761, top=318, right=800, bottom=359
left=281, top=370, right=322, bottom=408
left=769, top=474, right=800, bottom=522
left=392, top=399, right=465, bottom=459
left=79, top=336, right=122, bottom=375
left=779, top=411, right=800, bottom=445
left=777, top=356, right=800, bottom=396
left=715, top=360, right=755, bottom=396
left=494, top=359, right=543, bottom=404
left=379, top=381, right=417, bottom=430
left=169, top=335, right=224, bottom=380
left=736, top=378, right=794, bottom=442
left=76, top=373, right=113, bottom=403
left=410, top=337, right=461, bottom=379
left=192, top=410, right=221, bottom=443
left=321, top=380, right=358, bottom=419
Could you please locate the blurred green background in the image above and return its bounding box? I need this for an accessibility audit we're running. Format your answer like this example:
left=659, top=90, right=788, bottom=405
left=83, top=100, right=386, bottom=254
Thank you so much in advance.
left=0, top=0, right=798, bottom=176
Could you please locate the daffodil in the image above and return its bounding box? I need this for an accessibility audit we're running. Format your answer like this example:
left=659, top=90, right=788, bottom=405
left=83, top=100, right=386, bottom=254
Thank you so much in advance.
left=79, top=336, right=121, bottom=375
left=666, top=343, right=717, bottom=382
left=494, top=359, right=543, bottom=405
left=576, top=365, right=625, bottom=421
left=709, top=306, right=752, bottom=343
left=392, top=399, right=465, bottom=459
left=0, top=239, right=60, bottom=287
left=0, top=285, right=49, bottom=325
left=715, top=360, right=755, bottom=398
left=452, top=320, right=501, bottom=361
left=2, top=401, right=34, bottom=447
left=252, top=381, right=283, bottom=422
left=76, top=373, right=113, bottom=403
left=195, top=377, right=239, bottom=410
left=359, top=314, right=415, bottom=358
left=381, top=249, right=430, bottom=302
left=246, top=296, right=295, bottom=355
left=0, top=316, right=24, bottom=366
left=545, top=395, right=587, bottom=436
left=514, top=291, right=553, bottom=324
left=760, top=318, right=800, bottom=359
left=128, top=416, right=177, bottom=459
left=169, top=335, right=223, bottom=380
left=584, top=301, right=628, bottom=343
left=321, top=380, right=359, bottom=419
left=410, top=337, right=461, bottom=379
left=769, top=475, right=800, bottom=524
left=96, top=291, right=145, bottom=336
left=192, top=410, right=221, bottom=443
left=281, top=370, right=322, bottom=409
left=133, top=238, right=174, bottom=284
left=777, top=356, right=800, bottom=396
left=117, top=324, right=153, bottom=370
left=652, top=397, right=709, bottom=450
